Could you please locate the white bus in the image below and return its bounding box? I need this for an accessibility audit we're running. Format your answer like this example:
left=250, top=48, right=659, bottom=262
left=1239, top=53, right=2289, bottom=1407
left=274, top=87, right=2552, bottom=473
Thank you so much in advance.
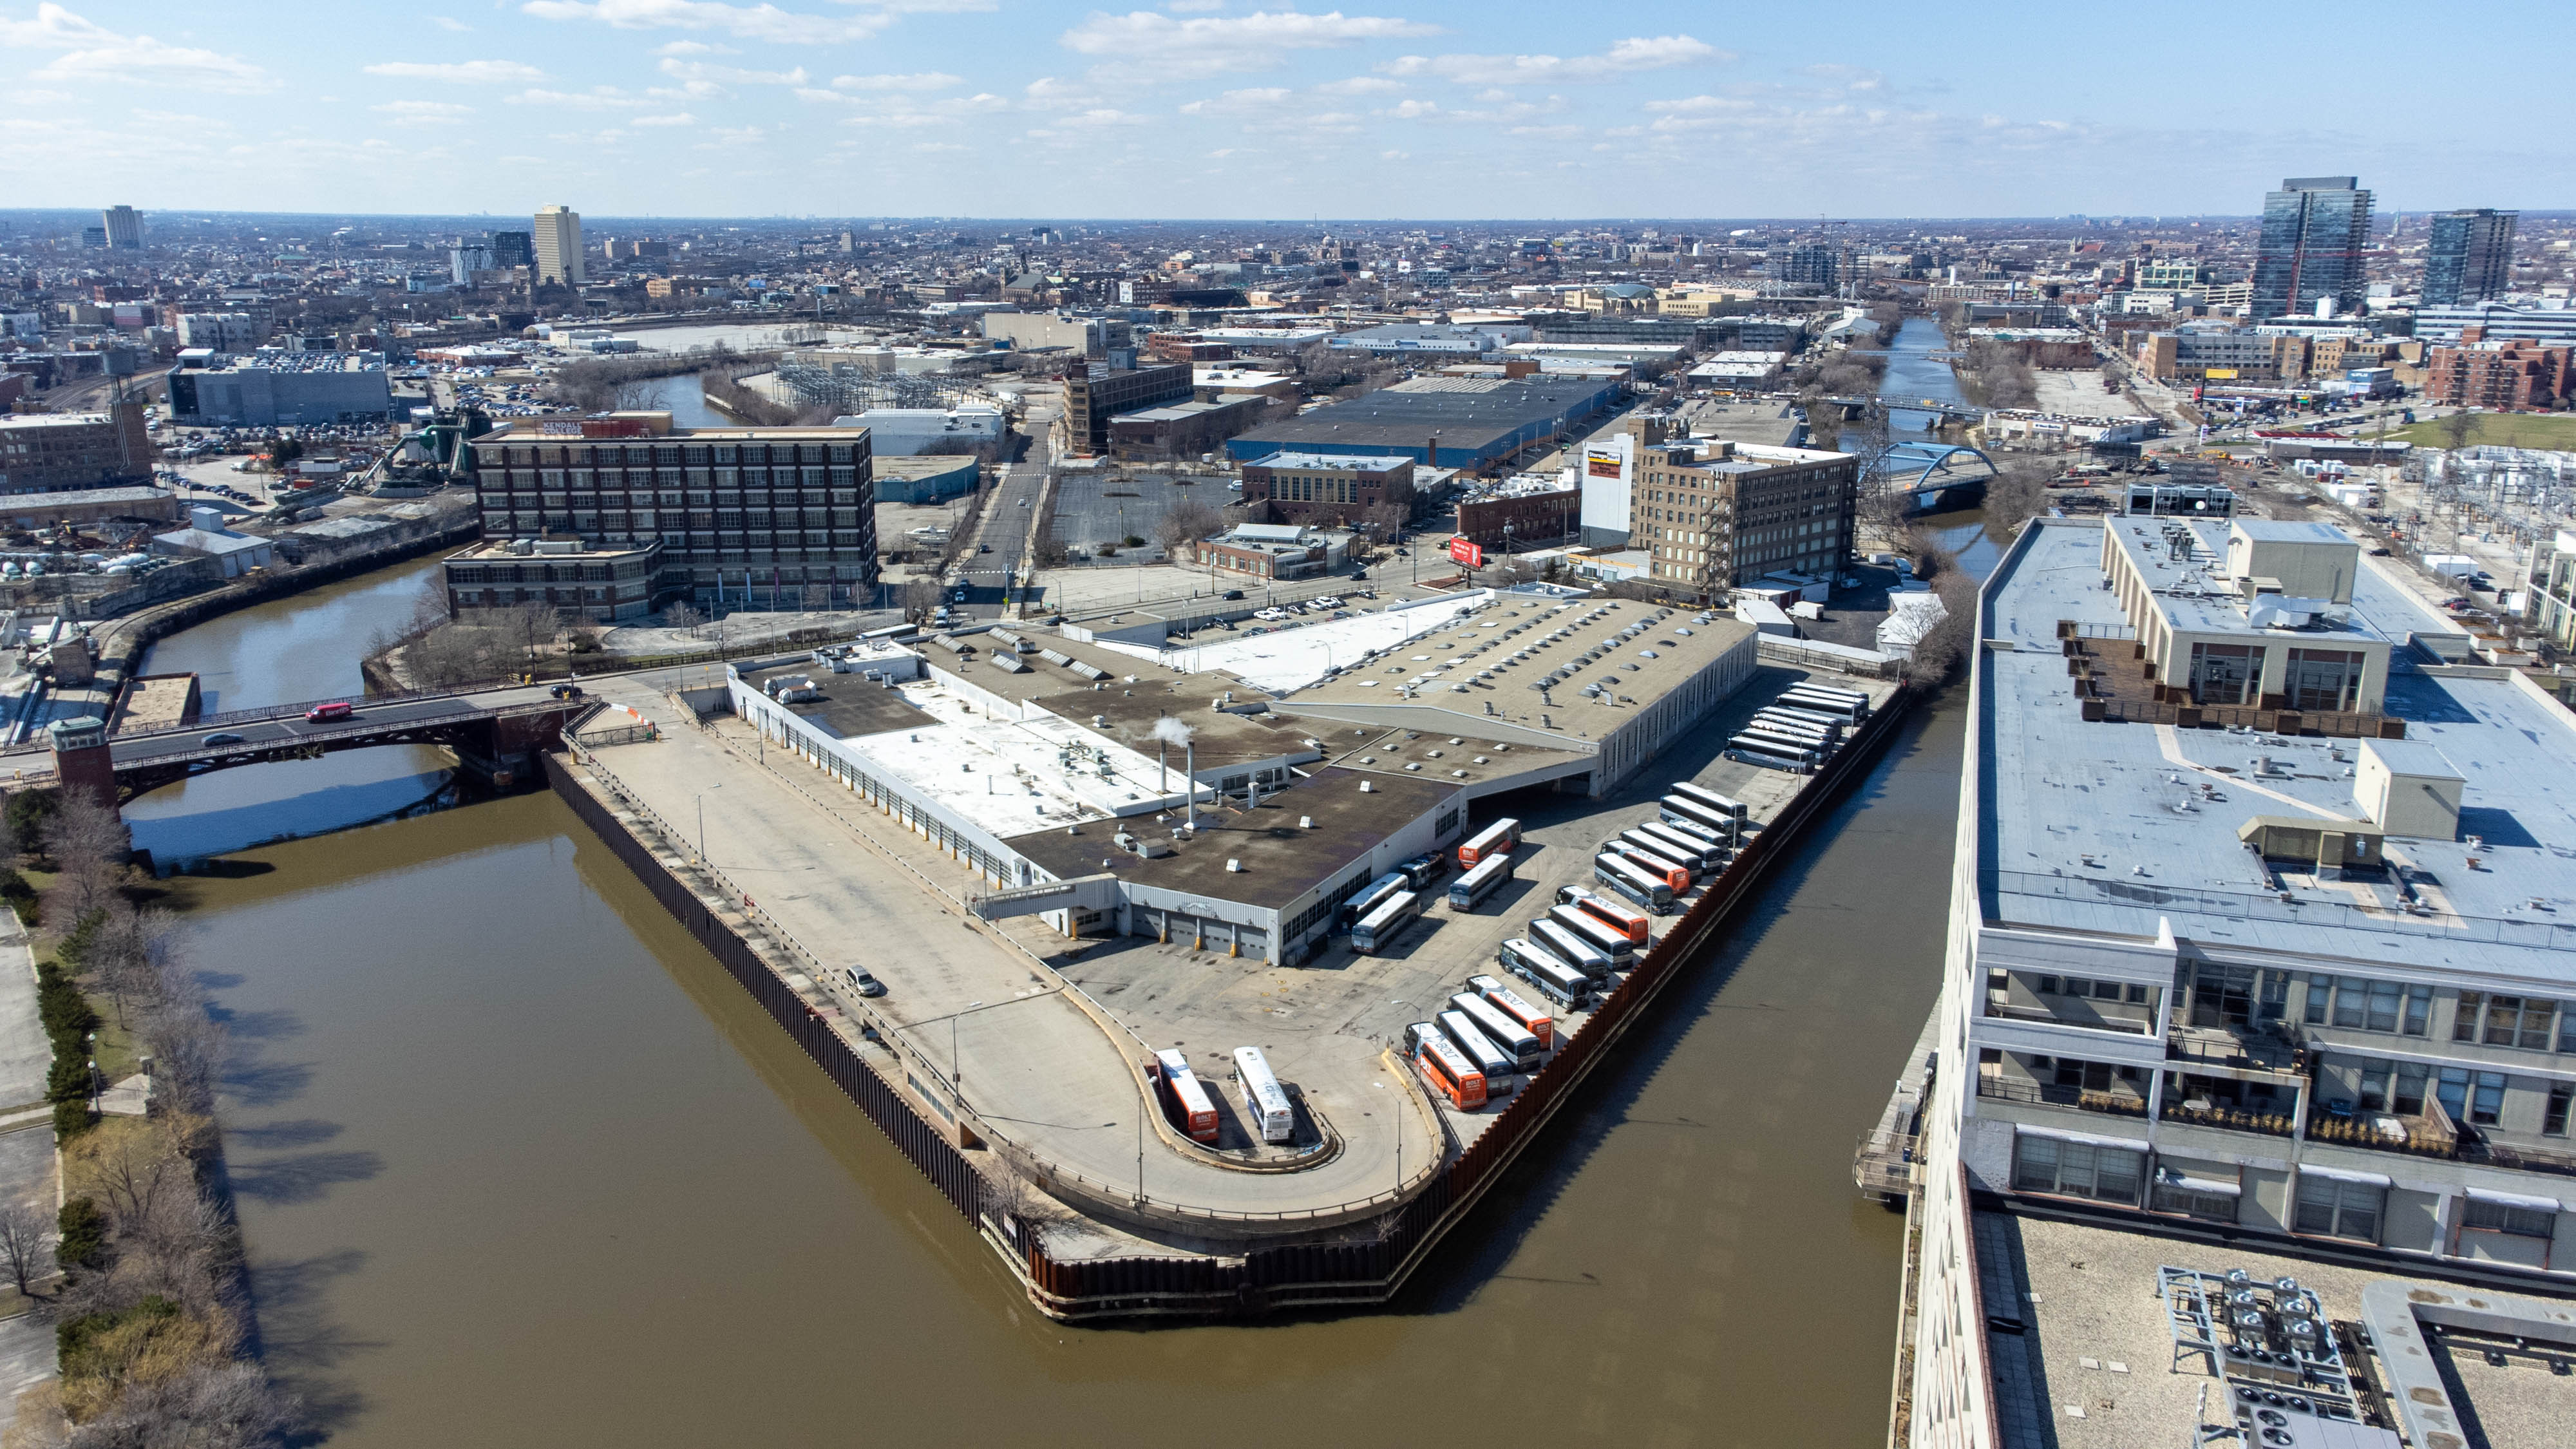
left=1636, top=822, right=1723, bottom=873
left=1457, top=817, right=1521, bottom=868
left=1448, top=853, right=1515, bottom=911
left=1739, top=723, right=1832, bottom=755
left=1546, top=903, right=1637, bottom=966
left=1530, top=916, right=1616, bottom=983
left=1555, top=885, right=1653, bottom=947
left=1350, top=889, right=1423, bottom=954
left=1669, top=782, right=1748, bottom=821
left=1661, top=798, right=1741, bottom=842
left=1439, top=1009, right=1518, bottom=1095
left=1448, top=991, right=1543, bottom=1072
left=1232, top=1046, right=1294, bottom=1144
left=1468, top=974, right=1554, bottom=1050
left=1406, top=1022, right=1488, bottom=1110
left=1153, top=1048, right=1220, bottom=1143
left=1728, top=735, right=1819, bottom=770
left=1779, top=687, right=1867, bottom=721
left=1653, top=813, right=1730, bottom=853
left=1595, top=852, right=1675, bottom=914
left=1499, top=938, right=1592, bottom=1010
left=1337, top=871, right=1411, bottom=931
left=1747, top=712, right=1838, bottom=744
left=1615, top=829, right=1701, bottom=882
left=1755, top=704, right=1848, bottom=732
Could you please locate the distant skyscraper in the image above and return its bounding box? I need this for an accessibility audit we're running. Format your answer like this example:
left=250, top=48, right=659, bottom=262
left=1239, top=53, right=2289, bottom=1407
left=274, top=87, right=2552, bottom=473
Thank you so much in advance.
left=451, top=243, right=495, bottom=286
left=2423, top=208, right=2516, bottom=306
left=100, top=205, right=142, bottom=251
left=489, top=229, right=534, bottom=270
left=2251, top=176, right=2373, bottom=319
left=1781, top=243, right=1841, bottom=290
left=533, top=205, right=584, bottom=286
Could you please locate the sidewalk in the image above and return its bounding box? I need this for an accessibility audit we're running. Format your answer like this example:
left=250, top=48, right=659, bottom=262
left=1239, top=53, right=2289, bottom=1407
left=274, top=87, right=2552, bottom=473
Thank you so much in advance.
left=0, top=914, right=57, bottom=1434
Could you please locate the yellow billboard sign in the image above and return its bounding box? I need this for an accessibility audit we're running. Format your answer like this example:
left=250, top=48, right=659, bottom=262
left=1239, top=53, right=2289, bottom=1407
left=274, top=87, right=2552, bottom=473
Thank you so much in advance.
left=2203, top=368, right=2239, bottom=380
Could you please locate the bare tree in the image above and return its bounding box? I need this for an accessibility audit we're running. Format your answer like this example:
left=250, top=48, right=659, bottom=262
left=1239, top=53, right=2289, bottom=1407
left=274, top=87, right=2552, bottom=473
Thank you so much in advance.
left=1154, top=498, right=1223, bottom=562
left=505, top=600, right=567, bottom=667
left=2437, top=410, right=2478, bottom=451
left=663, top=601, right=704, bottom=637
left=40, top=799, right=128, bottom=924
left=0, top=1202, right=50, bottom=1298
left=1982, top=460, right=2054, bottom=540
left=902, top=576, right=943, bottom=621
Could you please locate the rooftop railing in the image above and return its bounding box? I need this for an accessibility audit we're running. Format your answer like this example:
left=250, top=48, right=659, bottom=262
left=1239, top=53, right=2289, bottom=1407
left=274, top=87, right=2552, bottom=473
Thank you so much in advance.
left=1990, top=868, right=2576, bottom=953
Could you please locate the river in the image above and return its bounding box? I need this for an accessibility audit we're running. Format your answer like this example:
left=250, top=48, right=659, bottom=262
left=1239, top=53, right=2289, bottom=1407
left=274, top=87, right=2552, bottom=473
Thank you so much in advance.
left=136, top=527, right=1994, bottom=1444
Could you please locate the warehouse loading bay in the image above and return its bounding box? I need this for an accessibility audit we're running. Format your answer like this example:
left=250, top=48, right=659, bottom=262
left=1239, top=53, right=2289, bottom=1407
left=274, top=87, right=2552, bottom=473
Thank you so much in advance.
left=567, top=621, right=1898, bottom=1265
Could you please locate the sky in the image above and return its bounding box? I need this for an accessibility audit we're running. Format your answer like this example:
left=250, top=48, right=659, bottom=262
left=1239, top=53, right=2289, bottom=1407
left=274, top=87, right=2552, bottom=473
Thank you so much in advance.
left=2, top=1, right=2570, bottom=221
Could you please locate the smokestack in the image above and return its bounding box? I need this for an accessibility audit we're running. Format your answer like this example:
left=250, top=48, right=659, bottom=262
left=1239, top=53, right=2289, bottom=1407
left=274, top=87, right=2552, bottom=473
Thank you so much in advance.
left=1185, top=739, right=1197, bottom=829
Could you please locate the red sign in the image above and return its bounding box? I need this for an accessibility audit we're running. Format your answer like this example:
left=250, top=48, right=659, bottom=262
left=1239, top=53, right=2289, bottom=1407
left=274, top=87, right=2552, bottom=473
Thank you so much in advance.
left=1447, top=536, right=1484, bottom=569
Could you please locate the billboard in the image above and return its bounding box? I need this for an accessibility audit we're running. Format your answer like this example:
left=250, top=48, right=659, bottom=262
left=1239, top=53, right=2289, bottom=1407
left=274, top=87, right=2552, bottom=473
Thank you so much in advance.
left=1586, top=448, right=1624, bottom=479
left=2202, top=368, right=2239, bottom=380
left=1448, top=536, right=1484, bottom=569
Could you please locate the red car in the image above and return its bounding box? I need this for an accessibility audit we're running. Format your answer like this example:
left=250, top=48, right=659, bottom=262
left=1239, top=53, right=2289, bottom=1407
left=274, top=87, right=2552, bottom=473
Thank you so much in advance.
left=305, top=701, right=355, bottom=722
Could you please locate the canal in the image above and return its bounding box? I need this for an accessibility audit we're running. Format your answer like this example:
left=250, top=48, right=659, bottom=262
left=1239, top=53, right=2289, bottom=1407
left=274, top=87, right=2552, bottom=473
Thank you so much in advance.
left=138, top=530, right=1993, bottom=1444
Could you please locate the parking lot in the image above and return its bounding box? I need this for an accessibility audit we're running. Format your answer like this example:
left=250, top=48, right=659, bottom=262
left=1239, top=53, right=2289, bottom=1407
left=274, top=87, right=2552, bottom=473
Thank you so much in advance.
left=1048, top=470, right=1233, bottom=554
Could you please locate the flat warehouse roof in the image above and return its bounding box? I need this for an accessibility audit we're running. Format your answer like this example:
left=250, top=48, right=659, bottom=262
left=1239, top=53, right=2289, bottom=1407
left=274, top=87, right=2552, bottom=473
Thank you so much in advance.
left=1228, top=377, right=1615, bottom=456
left=1981, top=520, right=2576, bottom=983
left=1005, top=766, right=1455, bottom=910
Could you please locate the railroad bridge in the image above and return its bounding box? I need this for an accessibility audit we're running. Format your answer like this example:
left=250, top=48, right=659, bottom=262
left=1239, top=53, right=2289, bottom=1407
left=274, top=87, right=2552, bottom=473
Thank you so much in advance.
left=15, top=683, right=598, bottom=815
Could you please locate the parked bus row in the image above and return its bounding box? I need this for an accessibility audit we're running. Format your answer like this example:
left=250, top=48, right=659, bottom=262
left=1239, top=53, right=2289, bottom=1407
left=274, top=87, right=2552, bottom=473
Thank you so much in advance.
left=1730, top=683, right=1869, bottom=772
left=1405, top=973, right=1560, bottom=1111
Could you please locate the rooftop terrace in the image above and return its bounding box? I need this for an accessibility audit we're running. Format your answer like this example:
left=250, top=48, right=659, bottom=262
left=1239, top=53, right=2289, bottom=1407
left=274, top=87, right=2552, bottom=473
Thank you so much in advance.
left=1981, top=520, right=2576, bottom=983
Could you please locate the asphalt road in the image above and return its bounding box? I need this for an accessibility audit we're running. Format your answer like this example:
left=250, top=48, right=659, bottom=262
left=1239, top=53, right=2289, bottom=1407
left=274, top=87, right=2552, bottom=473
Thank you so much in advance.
left=945, top=393, right=1057, bottom=622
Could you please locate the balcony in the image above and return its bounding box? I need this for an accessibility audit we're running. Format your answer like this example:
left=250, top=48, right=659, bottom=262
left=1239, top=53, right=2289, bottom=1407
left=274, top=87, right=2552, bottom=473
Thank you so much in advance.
left=2157, top=1098, right=2295, bottom=1139
left=2164, top=1021, right=2305, bottom=1074
left=2304, top=1098, right=2576, bottom=1180
left=1983, top=996, right=2154, bottom=1036
left=1976, top=1074, right=2149, bottom=1119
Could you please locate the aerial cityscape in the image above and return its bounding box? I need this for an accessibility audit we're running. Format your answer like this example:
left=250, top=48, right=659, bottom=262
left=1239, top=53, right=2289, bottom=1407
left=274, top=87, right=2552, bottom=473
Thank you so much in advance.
left=2, top=3, right=2575, bottom=1446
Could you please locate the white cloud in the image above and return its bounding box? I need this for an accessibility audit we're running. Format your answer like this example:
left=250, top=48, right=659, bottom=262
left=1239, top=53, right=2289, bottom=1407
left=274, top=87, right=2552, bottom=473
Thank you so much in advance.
left=433, top=15, right=472, bottom=31
left=1167, top=0, right=1224, bottom=11
left=632, top=111, right=698, bottom=126
left=840, top=92, right=1009, bottom=128
left=509, top=86, right=648, bottom=109
left=372, top=100, right=477, bottom=126
left=1378, top=34, right=1723, bottom=87
left=3, top=4, right=279, bottom=93
left=830, top=71, right=961, bottom=91
left=1060, top=9, right=1442, bottom=81
left=659, top=56, right=807, bottom=85
left=655, top=39, right=737, bottom=54
left=1314, top=74, right=1398, bottom=95
left=520, top=0, right=893, bottom=44
left=365, top=59, right=549, bottom=84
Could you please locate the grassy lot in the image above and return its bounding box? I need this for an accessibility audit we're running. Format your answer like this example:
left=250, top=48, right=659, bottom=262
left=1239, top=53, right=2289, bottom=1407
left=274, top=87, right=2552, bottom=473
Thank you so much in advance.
left=2389, top=413, right=2576, bottom=451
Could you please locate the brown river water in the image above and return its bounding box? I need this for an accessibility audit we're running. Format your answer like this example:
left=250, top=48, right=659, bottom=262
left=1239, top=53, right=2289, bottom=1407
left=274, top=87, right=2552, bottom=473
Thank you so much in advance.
left=127, top=497, right=1989, bottom=1446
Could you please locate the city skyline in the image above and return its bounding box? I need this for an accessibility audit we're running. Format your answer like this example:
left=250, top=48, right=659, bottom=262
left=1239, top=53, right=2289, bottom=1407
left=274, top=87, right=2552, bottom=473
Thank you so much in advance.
left=3, top=0, right=2571, bottom=218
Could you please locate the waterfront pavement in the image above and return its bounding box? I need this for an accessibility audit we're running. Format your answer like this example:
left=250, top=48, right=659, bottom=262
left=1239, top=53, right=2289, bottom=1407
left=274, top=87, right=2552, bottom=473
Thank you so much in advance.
left=0, top=914, right=56, bottom=1432
left=570, top=675, right=1437, bottom=1226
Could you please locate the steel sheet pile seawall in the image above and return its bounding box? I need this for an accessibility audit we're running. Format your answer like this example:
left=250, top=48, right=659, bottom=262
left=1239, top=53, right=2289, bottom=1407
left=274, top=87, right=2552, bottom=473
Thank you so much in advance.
left=541, top=752, right=991, bottom=1221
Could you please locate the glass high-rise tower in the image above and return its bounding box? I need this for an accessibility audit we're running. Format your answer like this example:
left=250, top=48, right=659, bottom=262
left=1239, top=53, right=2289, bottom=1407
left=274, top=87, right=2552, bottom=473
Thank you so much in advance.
left=2251, top=176, right=2372, bottom=319
left=2423, top=209, right=2516, bottom=306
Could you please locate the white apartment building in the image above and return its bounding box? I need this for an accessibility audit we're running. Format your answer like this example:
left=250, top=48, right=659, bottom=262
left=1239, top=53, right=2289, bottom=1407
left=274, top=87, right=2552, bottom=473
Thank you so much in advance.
left=1902, top=515, right=2576, bottom=1448
left=534, top=205, right=585, bottom=287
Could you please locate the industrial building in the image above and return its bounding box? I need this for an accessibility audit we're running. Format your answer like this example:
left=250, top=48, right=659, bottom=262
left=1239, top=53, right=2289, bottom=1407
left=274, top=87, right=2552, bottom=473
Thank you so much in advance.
left=0, top=404, right=155, bottom=495
left=1238, top=451, right=1412, bottom=527
left=1629, top=437, right=1859, bottom=599
left=981, top=311, right=1129, bottom=359
left=441, top=536, right=665, bottom=623
left=164, top=350, right=392, bottom=428
left=723, top=592, right=1759, bottom=963
left=1327, top=322, right=1528, bottom=357
left=460, top=411, right=876, bottom=611
left=1106, top=395, right=1265, bottom=459
left=831, top=404, right=1007, bottom=457
left=1224, top=376, right=1620, bottom=471
left=0, top=484, right=180, bottom=532
left=1453, top=476, right=1579, bottom=553
left=1065, top=362, right=1193, bottom=455
left=1899, top=513, right=2576, bottom=1449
